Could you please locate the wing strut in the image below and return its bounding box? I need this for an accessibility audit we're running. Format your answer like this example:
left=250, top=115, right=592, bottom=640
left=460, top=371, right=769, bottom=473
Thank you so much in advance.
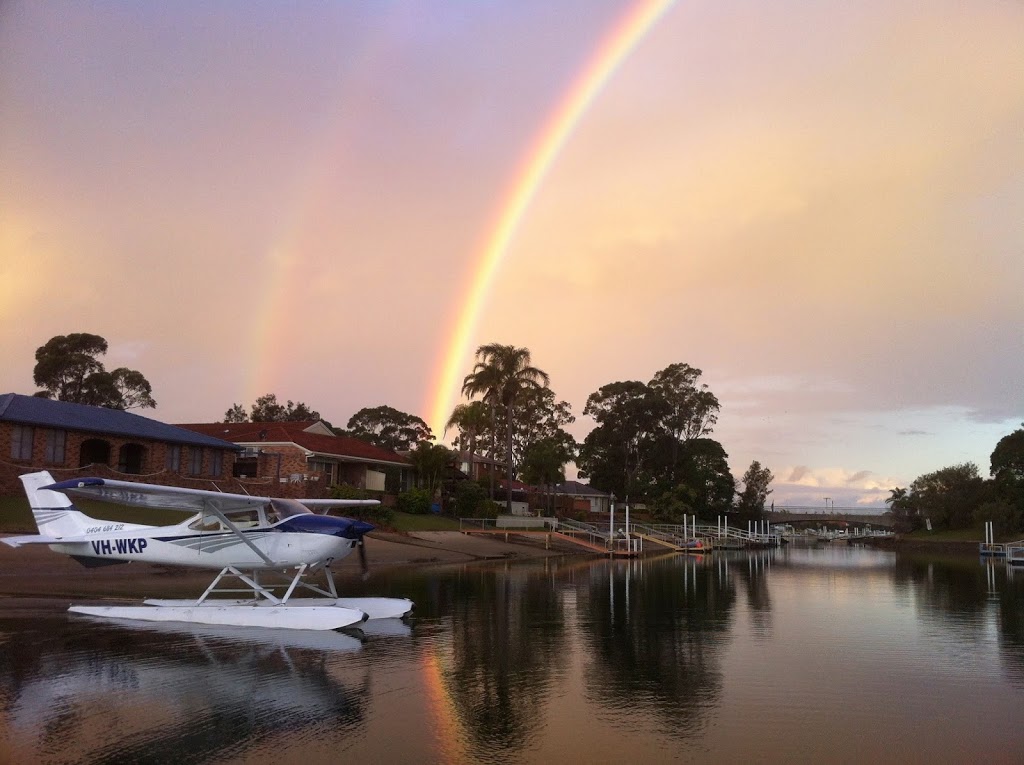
left=206, top=500, right=276, bottom=566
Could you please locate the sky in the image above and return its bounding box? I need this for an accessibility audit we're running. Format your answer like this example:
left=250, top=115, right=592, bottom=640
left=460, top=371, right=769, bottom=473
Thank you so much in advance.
left=2, top=1, right=1022, bottom=509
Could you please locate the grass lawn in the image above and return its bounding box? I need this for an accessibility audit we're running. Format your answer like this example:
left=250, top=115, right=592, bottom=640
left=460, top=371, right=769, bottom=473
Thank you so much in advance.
left=904, top=525, right=1007, bottom=542
left=0, top=496, right=32, bottom=533
left=388, top=512, right=462, bottom=532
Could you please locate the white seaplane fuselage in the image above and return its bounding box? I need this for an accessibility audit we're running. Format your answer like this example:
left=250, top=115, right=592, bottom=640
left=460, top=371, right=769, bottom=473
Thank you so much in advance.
left=53, top=517, right=359, bottom=570
left=5, top=472, right=414, bottom=631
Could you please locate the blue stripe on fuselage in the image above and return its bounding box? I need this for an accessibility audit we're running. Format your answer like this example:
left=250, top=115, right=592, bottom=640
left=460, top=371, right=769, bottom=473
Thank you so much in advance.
left=277, top=515, right=374, bottom=539
left=152, top=516, right=373, bottom=544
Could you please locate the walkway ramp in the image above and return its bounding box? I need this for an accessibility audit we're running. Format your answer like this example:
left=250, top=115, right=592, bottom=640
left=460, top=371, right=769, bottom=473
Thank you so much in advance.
left=631, top=532, right=682, bottom=552
left=549, top=531, right=610, bottom=554
left=630, top=525, right=684, bottom=552
left=460, top=517, right=613, bottom=555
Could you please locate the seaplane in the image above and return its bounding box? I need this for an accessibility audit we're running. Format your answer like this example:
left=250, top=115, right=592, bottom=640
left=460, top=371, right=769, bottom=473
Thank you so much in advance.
left=2, top=471, right=414, bottom=631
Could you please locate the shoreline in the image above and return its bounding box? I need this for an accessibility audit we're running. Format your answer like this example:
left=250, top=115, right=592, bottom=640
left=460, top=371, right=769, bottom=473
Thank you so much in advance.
left=865, top=536, right=981, bottom=555
left=0, top=530, right=584, bottom=603
left=0, top=531, right=991, bottom=605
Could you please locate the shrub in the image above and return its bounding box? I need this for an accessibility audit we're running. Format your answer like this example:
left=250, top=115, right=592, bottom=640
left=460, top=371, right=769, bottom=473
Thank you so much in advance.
left=453, top=481, right=489, bottom=517
left=330, top=483, right=372, bottom=501
left=396, top=488, right=432, bottom=515
left=974, top=500, right=1023, bottom=538
left=329, top=484, right=392, bottom=526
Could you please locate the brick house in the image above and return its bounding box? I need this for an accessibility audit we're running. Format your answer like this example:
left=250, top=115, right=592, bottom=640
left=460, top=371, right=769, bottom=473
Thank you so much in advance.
left=0, top=393, right=241, bottom=496
left=177, top=421, right=412, bottom=496
left=551, top=480, right=612, bottom=514
left=455, top=450, right=504, bottom=482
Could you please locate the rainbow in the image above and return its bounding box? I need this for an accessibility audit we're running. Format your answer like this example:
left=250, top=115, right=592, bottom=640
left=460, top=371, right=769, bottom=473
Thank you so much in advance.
left=426, top=0, right=677, bottom=435
left=420, top=650, right=466, bottom=762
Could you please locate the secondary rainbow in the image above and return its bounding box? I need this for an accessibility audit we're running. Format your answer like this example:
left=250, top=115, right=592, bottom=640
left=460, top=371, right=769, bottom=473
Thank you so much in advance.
left=426, top=0, right=677, bottom=435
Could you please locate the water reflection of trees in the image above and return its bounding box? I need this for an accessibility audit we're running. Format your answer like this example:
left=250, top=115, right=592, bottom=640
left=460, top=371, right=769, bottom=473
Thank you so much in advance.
left=0, top=620, right=369, bottom=763
left=434, top=559, right=568, bottom=759
left=578, top=555, right=738, bottom=737
left=733, top=551, right=774, bottom=636
left=893, top=554, right=1024, bottom=687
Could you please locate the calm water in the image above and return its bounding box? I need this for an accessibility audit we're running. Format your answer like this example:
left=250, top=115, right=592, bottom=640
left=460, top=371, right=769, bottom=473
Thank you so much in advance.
left=2, top=546, right=1023, bottom=764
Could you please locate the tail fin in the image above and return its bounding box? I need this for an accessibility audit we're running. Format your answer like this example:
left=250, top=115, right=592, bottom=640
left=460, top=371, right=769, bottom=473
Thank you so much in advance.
left=19, top=471, right=96, bottom=537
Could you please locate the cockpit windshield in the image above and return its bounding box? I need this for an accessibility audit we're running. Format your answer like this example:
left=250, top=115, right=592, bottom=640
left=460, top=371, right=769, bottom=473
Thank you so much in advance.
left=267, top=498, right=312, bottom=522
left=187, top=499, right=310, bottom=531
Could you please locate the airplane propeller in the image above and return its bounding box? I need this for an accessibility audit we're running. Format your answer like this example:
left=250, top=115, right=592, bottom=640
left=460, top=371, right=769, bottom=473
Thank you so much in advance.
left=358, top=537, right=369, bottom=580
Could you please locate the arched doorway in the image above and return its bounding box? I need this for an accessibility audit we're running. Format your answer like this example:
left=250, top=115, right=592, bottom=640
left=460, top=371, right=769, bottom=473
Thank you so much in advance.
left=79, top=439, right=111, bottom=468
left=118, top=443, right=146, bottom=474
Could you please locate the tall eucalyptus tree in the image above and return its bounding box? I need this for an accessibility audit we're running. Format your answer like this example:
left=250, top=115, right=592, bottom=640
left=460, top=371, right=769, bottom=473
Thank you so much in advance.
left=648, top=363, right=720, bottom=482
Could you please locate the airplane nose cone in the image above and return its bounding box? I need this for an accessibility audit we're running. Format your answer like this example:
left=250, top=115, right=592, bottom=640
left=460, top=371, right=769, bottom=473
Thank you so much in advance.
left=349, top=519, right=375, bottom=538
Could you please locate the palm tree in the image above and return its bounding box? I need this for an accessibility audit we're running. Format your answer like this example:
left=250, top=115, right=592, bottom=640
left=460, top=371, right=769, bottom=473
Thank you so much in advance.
left=445, top=400, right=489, bottom=483
left=885, top=486, right=918, bottom=533
left=460, top=363, right=501, bottom=501
left=462, top=344, right=550, bottom=514
left=885, top=487, right=908, bottom=508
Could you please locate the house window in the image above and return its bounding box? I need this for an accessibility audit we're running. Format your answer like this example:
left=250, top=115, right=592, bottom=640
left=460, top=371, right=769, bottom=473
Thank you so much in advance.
left=189, top=447, right=203, bottom=476
left=308, top=459, right=335, bottom=485
left=80, top=439, right=111, bottom=468
left=210, top=450, right=223, bottom=477
left=10, top=425, right=34, bottom=460
left=118, top=443, right=145, bottom=474
left=166, top=445, right=181, bottom=472
left=44, top=429, right=66, bottom=464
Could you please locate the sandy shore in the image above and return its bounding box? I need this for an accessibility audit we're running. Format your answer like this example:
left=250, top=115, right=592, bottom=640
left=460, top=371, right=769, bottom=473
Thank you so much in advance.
left=0, top=530, right=581, bottom=603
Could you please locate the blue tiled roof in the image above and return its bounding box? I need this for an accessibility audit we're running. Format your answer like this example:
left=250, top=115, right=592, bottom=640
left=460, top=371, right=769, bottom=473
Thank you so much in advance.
left=0, top=393, right=240, bottom=450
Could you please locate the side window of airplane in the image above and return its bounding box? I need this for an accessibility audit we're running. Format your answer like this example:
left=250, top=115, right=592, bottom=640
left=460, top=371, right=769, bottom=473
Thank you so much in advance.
left=190, top=515, right=223, bottom=532
left=224, top=509, right=260, bottom=529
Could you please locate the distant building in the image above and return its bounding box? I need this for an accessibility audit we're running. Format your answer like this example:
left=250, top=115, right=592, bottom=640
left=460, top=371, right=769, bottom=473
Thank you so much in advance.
left=551, top=480, right=612, bottom=514
left=0, top=393, right=240, bottom=495
left=455, top=450, right=504, bottom=482
left=178, top=421, right=412, bottom=495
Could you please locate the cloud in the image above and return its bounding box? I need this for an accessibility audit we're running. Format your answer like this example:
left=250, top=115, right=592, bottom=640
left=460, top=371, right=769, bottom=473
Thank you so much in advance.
left=107, top=340, right=151, bottom=364
left=855, top=492, right=892, bottom=507
left=846, top=470, right=873, bottom=485
left=773, top=465, right=902, bottom=506
left=787, top=465, right=810, bottom=482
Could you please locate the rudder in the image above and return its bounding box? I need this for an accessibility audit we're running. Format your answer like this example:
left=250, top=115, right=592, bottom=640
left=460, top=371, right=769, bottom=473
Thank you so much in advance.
left=19, top=471, right=96, bottom=537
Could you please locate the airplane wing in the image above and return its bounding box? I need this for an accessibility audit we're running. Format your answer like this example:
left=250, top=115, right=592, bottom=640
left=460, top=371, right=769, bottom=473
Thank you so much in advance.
left=44, top=479, right=379, bottom=514
left=302, top=499, right=380, bottom=514
left=44, top=478, right=268, bottom=514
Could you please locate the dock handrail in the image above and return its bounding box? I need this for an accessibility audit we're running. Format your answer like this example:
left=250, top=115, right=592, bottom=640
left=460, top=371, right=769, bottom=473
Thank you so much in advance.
left=647, top=522, right=781, bottom=547
left=556, top=517, right=611, bottom=548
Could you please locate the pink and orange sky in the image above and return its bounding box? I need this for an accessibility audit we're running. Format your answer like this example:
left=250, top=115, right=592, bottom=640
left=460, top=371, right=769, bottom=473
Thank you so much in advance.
left=2, top=1, right=1022, bottom=507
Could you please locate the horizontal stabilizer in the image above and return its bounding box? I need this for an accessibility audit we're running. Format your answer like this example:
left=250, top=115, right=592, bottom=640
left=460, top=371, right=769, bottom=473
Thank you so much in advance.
left=1, top=534, right=62, bottom=548
left=1, top=533, right=96, bottom=547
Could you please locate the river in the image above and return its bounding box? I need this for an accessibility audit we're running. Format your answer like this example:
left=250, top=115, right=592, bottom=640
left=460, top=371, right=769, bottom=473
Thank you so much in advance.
left=1, top=545, right=1022, bottom=764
